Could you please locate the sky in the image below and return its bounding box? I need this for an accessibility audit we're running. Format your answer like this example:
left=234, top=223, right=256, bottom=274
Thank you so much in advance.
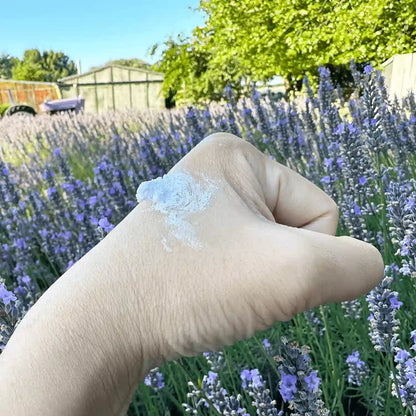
left=0, top=0, right=206, bottom=73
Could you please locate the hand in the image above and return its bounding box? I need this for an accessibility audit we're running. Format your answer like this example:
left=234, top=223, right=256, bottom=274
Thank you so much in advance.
left=137, top=132, right=384, bottom=363
left=0, top=132, right=384, bottom=416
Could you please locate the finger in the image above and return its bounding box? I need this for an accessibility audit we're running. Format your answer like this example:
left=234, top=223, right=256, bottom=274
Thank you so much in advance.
left=293, top=227, right=385, bottom=310
left=240, top=137, right=339, bottom=235
left=237, top=221, right=384, bottom=324
left=172, top=132, right=339, bottom=235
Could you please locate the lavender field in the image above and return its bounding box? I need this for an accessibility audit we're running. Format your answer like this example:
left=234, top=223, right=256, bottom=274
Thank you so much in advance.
left=1, top=63, right=416, bottom=415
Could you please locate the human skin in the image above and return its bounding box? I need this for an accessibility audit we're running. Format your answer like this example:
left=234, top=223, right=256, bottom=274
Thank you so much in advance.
left=0, top=132, right=384, bottom=415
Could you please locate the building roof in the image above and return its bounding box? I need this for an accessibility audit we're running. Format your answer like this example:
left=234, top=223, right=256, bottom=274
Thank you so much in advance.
left=381, top=52, right=416, bottom=67
left=59, top=64, right=164, bottom=82
left=0, top=79, right=57, bottom=86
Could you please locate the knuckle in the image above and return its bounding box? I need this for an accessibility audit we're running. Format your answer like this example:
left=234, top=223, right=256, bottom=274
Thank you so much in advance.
left=203, top=132, right=243, bottom=147
left=329, top=199, right=340, bottom=217
left=202, top=134, right=251, bottom=177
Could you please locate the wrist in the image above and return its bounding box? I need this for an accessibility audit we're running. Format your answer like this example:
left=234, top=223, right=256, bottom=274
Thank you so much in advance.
left=0, top=203, right=165, bottom=415
left=81, top=202, right=167, bottom=401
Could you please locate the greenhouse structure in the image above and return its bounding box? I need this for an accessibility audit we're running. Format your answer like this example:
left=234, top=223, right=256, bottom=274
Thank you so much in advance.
left=58, top=65, right=166, bottom=114
left=382, top=52, right=416, bottom=100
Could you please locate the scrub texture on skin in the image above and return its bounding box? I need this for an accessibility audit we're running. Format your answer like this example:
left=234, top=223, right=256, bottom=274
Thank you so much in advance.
left=136, top=168, right=219, bottom=250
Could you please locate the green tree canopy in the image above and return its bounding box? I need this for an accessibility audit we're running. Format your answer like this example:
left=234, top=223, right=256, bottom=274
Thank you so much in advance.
left=103, top=58, right=152, bottom=70
left=0, top=54, right=18, bottom=79
left=89, top=58, right=153, bottom=72
left=12, top=49, right=77, bottom=82
left=151, top=0, right=416, bottom=104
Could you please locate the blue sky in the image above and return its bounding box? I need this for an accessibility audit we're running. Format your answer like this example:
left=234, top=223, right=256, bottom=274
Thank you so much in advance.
left=0, top=0, right=206, bottom=73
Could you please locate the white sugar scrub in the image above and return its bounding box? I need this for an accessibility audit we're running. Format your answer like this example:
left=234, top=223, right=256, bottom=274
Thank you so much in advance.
left=136, top=168, right=220, bottom=250
left=161, top=236, right=172, bottom=252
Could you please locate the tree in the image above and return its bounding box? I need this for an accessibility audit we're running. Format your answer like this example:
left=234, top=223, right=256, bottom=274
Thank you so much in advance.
left=0, top=54, right=18, bottom=79
left=150, top=31, right=249, bottom=105
left=151, top=0, right=416, bottom=103
left=42, top=50, right=77, bottom=81
left=105, top=58, right=152, bottom=70
left=90, top=58, right=153, bottom=72
left=12, top=49, right=77, bottom=82
left=12, top=49, right=47, bottom=81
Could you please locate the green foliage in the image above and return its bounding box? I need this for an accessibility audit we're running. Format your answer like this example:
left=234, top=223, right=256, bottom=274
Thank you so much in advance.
left=11, top=49, right=77, bottom=82
left=0, top=54, right=18, bottom=79
left=151, top=0, right=416, bottom=103
left=0, top=103, right=10, bottom=116
left=150, top=32, right=250, bottom=106
left=0, top=104, right=10, bottom=117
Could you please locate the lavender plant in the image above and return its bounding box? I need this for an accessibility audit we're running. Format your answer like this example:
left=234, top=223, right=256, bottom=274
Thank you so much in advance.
left=1, top=61, right=416, bottom=415
left=183, top=371, right=249, bottom=415
left=346, top=351, right=369, bottom=387
left=366, top=266, right=402, bottom=353
left=390, top=347, right=416, bottom=414
left=272, top=337, right=329, bottom=416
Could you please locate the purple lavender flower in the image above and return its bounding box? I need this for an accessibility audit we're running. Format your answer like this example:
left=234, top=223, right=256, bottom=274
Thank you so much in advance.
left=346, top=351, right=369, bottom=386
left=391, top=348, right=416, bottom=413
left=358, top=176, right=367, bottom=185
left=21, top=275, right=31, bottom=285
left=324, top=158, right=332, bottom=168
left=184, top=371, right=248, bottom=415
left=144, top=367, right=165, bottom=391
left=390, top=295, right=403, bottom=310
left=411, top=330, right=416, bottom=351
left=304, top=371, right=321, bottom=392
left=47, top=186, right=57, bottom=199
left=240, top=368, right=280, bottom=414
left=98, top=217, right=114, bottom=232
left=318, top=66, right=331, bottom=77
left=240, top=369, right=252, bottom=390
left=364, top=64, right=373, bottom=75
left=405, top=197, right=415, bottom=211
left=262, top=337, right=276, bottom=357
left=341, top=297, right=362, bottom=319
left=279, top=372, right=297, bottom=401
left=366, top=268, right=400, bottom=353
left=0, top=282, right=17, bottom=305
left=334, top=123, right=344, bottom=135
left=305, top=309, right=326, bottom=335
left=386, top=180, right=416, bottom=278
left=395, top=349, right=411, bottom=363
left=203, top=349, right=226, bottom=372
left=273, top=337, right=329, bottom=415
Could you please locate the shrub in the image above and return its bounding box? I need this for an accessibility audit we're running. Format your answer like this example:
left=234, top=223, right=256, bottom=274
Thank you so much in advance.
left=0, top=103, right=10, bottom=116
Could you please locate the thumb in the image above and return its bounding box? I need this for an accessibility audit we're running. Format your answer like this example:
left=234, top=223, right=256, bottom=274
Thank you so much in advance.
left=289, top=226, right=385, bottom=312
left=225, top=220, right=384, bottom=329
